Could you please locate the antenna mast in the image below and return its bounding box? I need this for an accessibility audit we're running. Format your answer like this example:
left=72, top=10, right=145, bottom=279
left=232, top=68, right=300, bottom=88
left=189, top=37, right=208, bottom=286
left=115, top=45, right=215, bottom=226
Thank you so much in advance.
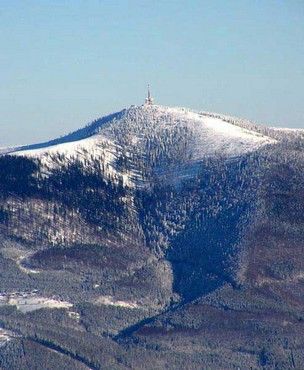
left=145, top=84, right=154, bottom=105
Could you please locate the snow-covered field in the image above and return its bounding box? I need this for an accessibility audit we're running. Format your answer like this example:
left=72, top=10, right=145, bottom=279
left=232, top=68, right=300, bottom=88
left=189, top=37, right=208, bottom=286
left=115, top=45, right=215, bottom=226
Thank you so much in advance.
left=95, top=295, right=140, bottom=309
left=0, top=292, right=73, bottom=313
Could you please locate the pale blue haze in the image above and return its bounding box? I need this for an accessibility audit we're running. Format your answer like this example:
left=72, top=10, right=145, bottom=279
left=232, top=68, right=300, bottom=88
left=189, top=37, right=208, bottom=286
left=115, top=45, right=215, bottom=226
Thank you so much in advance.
left=0, top=0, right=303, bottom=146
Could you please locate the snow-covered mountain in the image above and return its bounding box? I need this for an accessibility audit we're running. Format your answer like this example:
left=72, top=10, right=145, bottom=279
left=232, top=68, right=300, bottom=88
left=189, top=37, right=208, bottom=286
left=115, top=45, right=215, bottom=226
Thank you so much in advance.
left=1, top=104, right=304, bottom=369
left=5, top=105, right=278, bottom=187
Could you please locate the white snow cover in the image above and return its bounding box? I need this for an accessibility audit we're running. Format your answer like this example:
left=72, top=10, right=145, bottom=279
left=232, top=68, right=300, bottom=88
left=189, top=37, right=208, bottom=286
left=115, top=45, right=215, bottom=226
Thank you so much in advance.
left=95, top=295, right=140, bottom=309
left=0, top=292, right=73, bottom=313
left=7, top=105, right=278, bottom=186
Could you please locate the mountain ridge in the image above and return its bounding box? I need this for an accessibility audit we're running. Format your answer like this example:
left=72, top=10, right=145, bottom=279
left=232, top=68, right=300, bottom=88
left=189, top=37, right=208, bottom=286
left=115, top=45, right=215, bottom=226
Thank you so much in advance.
left=4, top=104, right=277, bottom=156
left=3, top=105, right=279, bottom=189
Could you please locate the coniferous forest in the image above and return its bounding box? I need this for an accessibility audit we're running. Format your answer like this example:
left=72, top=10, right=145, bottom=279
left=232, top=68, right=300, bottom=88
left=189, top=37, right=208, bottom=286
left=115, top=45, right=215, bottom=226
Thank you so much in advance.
left=0, top=106, right=304, bottom=369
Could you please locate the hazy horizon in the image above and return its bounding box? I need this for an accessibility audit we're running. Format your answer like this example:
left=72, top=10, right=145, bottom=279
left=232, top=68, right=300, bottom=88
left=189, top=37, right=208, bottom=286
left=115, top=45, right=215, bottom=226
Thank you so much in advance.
left=1, top=1, right=303, bottom=146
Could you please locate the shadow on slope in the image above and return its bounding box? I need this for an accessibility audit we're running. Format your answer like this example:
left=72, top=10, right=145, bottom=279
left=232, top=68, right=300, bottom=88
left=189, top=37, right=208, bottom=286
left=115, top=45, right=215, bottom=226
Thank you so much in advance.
left=164, top=156, right=261, bottom=301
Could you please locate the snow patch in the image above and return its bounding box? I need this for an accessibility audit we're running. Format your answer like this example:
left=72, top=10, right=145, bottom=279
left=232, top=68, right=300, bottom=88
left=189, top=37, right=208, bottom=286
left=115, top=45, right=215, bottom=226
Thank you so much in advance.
left=0, top=292, right=73, bottom=313
left=16, top=255, right=41, bottom=275
left=95, top=295, right=140, bottom=309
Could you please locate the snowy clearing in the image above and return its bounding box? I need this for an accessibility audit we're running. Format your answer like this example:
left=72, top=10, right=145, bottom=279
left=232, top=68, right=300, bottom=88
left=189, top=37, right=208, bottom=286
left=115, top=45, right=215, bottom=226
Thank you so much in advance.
left=0, top=292, right=73, bottom=313
left=95, top=295, right=140, bottom=309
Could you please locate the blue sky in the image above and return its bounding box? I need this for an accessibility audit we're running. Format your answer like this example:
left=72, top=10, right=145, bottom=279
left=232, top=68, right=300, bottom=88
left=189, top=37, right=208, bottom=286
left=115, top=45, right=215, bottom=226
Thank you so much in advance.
left=1, top=1, right=303, bottom=146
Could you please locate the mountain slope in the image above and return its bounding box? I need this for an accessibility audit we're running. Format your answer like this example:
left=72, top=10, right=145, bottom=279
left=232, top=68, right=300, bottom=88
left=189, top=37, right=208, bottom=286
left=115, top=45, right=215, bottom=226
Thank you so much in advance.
left=0, top=104, right=303, bottom=369
left=8, top=105, right=276, bottom=186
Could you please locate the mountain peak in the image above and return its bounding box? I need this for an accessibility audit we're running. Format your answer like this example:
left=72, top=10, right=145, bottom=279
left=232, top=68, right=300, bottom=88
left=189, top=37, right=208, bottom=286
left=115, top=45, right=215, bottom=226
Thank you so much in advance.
left=3, top=104, right=278, bottom=188
left=5, top=104, right=277, bottom=157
